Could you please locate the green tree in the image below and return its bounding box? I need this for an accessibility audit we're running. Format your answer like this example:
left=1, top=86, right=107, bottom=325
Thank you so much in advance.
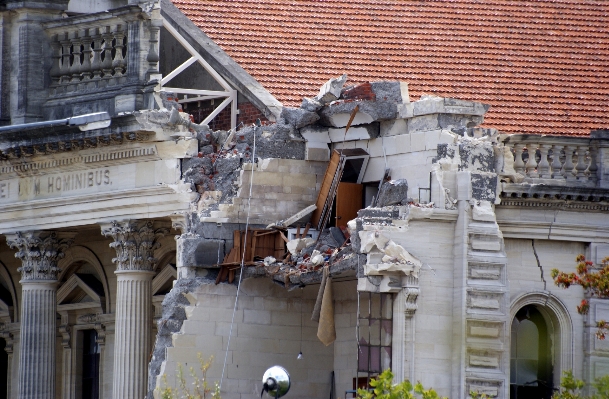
left=552, top=255, right=609, bottom=339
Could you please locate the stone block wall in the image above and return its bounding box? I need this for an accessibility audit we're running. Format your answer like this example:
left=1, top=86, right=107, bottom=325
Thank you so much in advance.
left=334, top=128, right=455, bottom=202
left=201, top=159, right=327, bottom=224
left=154, top=278, right=358, bottom=399
left=504, top=238, right=587, bottom=383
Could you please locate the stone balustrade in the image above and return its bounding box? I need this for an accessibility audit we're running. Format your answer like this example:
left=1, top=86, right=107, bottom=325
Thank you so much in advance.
left=48, top=25, right=127, bottom=93
left=500, top=134, right=599, bottom=187
left=42, top=6, right=159, bottom=115
left=497, top=132, right=609, bottom=201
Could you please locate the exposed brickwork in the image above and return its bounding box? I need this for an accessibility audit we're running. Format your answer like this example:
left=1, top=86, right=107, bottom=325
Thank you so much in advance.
left=342, top=83, right=375, bottom=101
left=185, top=99, right=269, bottom=131
left=172, top=0, right=609, bottom=136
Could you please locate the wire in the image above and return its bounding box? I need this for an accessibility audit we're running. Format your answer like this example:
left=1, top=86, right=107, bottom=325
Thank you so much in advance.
left=219, top=123, right=257, bottom=390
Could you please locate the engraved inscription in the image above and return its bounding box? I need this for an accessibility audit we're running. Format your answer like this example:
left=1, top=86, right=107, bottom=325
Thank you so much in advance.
left=46, top=169, right=110, bottom=193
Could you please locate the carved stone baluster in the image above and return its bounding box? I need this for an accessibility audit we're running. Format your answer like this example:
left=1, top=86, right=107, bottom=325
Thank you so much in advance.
left=101, top=26, right=114, bottom=82
left=69, top=31, right=82, bottom=83
left=513, top=143, right=526, bottom=175
left=537, top=143, right=551, bottom=178
left=101, top=220, right=168, bottom=399
left=146, top=22, right=160, bottom=78
left=5, top=231, right=74, bottom=399
left=575, top=145, right=588, bottom=181
left=525, top=143, right=539, bottom=178
left=59, top=32, right=72, bottom=84
left=80, top=28, right=93, bottom=82
left=91, top=28, right=103, bottom=81
left=112, top=25, right=125, bottom=78
left=550, top=144, right=565, bottom=180
left=562, top=145, right=576, bottom=181
left=49, top=35, right=62, bottom=87
left=588, top=143, right=599, bottom=184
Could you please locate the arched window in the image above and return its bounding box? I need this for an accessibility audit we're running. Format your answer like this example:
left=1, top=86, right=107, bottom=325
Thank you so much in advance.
left=510, top=305, right=554, bottom=399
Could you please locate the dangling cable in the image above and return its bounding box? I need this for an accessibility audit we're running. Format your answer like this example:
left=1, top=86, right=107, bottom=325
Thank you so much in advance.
left=220, top=122, right=258, bottom=390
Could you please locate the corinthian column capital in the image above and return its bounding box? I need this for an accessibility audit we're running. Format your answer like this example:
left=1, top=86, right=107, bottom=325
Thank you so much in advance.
left=6, top=231, right=74, bottom=281
left=101, top=220, right=169, bottom=272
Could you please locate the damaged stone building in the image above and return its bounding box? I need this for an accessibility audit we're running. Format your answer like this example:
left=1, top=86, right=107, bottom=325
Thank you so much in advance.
left=0, top=1, right=608, bottom=399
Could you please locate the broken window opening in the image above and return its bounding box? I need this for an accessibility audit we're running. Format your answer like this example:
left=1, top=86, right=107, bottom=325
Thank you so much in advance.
left=357, top=292, right=393, bottom=389
left=312, top=149, right=369, bottom=231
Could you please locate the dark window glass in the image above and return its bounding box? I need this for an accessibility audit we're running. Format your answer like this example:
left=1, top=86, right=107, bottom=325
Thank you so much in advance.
left=82, top=330, right=100, bottom=399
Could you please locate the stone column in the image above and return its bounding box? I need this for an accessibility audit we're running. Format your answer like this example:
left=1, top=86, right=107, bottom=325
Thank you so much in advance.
left=102, top=221, right=167, bottom=399
left=6, top=231, right=73, bottom=399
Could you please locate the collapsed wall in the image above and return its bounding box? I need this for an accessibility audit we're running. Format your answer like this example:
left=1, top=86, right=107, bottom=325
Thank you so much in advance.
left=148, top=74, right=502, bottom=398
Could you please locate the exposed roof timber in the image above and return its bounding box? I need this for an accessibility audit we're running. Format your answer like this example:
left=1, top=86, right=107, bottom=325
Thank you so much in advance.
left=160, top=0, right=282, bottom=122
left=160, top=17, right=237, bottom=129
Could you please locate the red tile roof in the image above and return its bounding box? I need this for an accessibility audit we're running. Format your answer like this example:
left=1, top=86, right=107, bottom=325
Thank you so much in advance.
left=172, top=0, right=609, bottom=136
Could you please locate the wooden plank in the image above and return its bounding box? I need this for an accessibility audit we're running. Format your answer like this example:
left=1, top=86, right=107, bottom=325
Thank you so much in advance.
left=335, top=182, right=363, bottom=227
left=311, top=150, right=343, bottom=228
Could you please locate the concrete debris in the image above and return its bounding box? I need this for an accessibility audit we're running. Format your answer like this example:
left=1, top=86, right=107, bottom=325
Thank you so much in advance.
left=280, top=107, right=320, bottom=129
left=286, top=237, right=315, bottom=256
left=315, top=74, right=347, bottom=104
left=263, top=256, right=276, bottom=266
left=310, top=250, right=325, bottom=266
left=301, top=97, right=323, bottom=112
left=359, top=230, right=421, bottom=277
left=376, top=179, right=409, bottom=207
left=266, top=204, right=317, bottom=229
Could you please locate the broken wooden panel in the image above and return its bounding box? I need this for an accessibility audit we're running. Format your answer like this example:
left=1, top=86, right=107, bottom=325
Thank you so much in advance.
left=251, top=230, right=285, bottom=260
left=231, top=229, right=286, bottom=264
left=311, top=149, right=344, bottom=229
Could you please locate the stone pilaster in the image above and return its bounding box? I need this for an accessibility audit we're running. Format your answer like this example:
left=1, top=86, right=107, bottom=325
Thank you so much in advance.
left=392, top=276, right=419, bottom=384
left=6, top=231, right=73, bottom=399
left=101, top=220, right=168, bottom=399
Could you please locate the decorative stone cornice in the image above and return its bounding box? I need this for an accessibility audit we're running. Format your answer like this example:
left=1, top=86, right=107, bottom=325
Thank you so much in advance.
left=6, top=232, right=74, bottom=281
left=102, top=220, right=169, bottom=272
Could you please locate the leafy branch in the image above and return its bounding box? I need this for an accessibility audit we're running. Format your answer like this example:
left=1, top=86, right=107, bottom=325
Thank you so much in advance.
left=552, top=255, right=609, bottom=339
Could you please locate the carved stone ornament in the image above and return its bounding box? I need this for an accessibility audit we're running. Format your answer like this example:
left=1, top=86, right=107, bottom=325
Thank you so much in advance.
left=6, top=232, right=74, bottom=281
left=403, top=275, right=420, bottom=317
left=102, top=220, right=169, bottom=271
left=77, top=313, right=98, bottom=324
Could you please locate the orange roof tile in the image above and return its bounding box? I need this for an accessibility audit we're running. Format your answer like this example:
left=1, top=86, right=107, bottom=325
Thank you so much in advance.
left=171, top=0, right=609, bottom=136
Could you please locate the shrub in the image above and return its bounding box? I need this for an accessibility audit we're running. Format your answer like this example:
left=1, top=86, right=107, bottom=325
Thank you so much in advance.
left=157, top=353, right=220, bottom=399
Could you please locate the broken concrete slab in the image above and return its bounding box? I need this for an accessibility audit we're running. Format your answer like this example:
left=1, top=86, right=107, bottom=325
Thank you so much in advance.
left=300, top=125, right=331, bottom=143
left=376, top=179, right=409, bottom=207
left=301, top=97, right=323, bottom=112
left=413, top=96, right=490, bottom=117
left=370, top=81, right=403, bottom=103
left=328, top=123, right=380, bottom=142
left=280, top=107, right=320, bottom=129
left=319, top=101, right=399, bottom=127
left=380, top=118, right=407, bottom=137
left=315, top=74, right=347, bottom=104
left=305, top=141, right=330, bottom=161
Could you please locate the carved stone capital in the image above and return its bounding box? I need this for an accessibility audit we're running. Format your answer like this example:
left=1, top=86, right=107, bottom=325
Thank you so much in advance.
left=6, top=231, right=74, bottom=281
left=59, top=324, right=71, bottom=349
left=403, top=276, right=420, bottom=317
left=101, top=220, right=169, bottom=272
left=0, top=331, right=14, bottom=355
